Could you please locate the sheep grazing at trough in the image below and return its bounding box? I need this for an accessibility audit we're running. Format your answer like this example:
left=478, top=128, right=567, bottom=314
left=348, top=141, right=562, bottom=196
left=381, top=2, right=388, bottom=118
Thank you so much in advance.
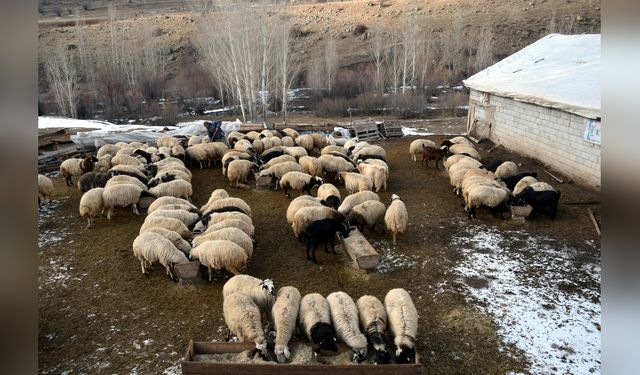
left=190, top=240, right=248, bottom=280
left=316, top=183, right=341, bottom=209
left=291, top=206, right=345, bottom=239
left=148, top=209, right=201, bottom=228
left=337, top=190, right=380, bottom=215
left=503, top=172, right=538, bottom=192
left=106, top=174, right=149, bottom=192
left=352, top=145, right=386, bottom=163
left=38, top=174, right=54, bottom=206
left=259, top=154, right=297, bottom=169
left=139, top=216, right=192, bottom=240
left=201, top=211, right=252, bottom=228
left=384, top=288, right=419, bottom=364
left=203, top=197, right=252, bottom=217
left=77, top=172, right=111, bottom=193
left=384, top=194, right=408, bottom=245
left=443, top=154, right=482, bottom=171
left=421, top=145, right=448, bottom=170
left=132, top=232, right=189, bottom=280
left=149, top=179, right=193, bottom=201
left=143, top=227, right=192, bottom=256
left=448, top=144, right=481, bottom=160
left=337, top=172, right=373, bottom=194
left=259, top=161, right=304, bottom=185
left=223, top=293, right=270, bottom=359
left=494, top=161, right=519, bottom=179
left=283, top=146, right=309, bottom=159
left=326, top=291, right=368, bottom=363
left=205, top=219, right=255, bottom=237
left=295, top=134, right=315, bottom=152
left=299, top=156, right=324, bottom=177
left=409, top=139, right=436, bottom=162
left=192, top=227, right=253, bottom=258
left=109, top=164, right=149, bottom=185
left=279, top=171, right=324, bottom=198
left=131, top=149, right=153, bottom=164
left=348, top=200, right=387, bottom=233
left=226, top=160, right=259, bottom=187
left=357, top=295, right=390, bottom=364
left=102, top=183, right=150, bottom=220
left=304, top=218, right=350, bottom=263
left=79, top=187, right=105, bottom=228
left=199, top=188, right=231, bottom=212
left=512, top=184, right=561, bottom=219
left=286, top=196, right=325, bottom=224
left=170, top=144, right=185, bottom=160
left=148, top=196, right=196, bottom=213
left=357, top=163, right=388, bottom=192
left=298, top=293, right=338, bottom=353
left=185, top=144, right=210, bottom=169
left=60, top=156, right=97, bottom=186
left=223, top=275, right=277, bottom=323
left=258, top=147, right=286, bottom=165
left=318, top=154, right=356, bottom=179
left=464, top=184, right=511, bottom=219
left=271, top=286, right=302, bottom=363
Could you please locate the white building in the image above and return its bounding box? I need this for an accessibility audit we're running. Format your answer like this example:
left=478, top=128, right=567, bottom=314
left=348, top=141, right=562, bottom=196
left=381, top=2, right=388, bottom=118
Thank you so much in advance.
left=464, top=34, right=601, bottom=190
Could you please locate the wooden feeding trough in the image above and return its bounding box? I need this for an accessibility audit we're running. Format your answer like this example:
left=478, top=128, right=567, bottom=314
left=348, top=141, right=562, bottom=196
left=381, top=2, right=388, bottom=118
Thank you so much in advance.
left=510, top=204, right=533, bottom=221
left=339, top=228, right=379, bottom=272
left=174, top=261, right=201, bottom=285
left=255, top=174, right=274, bottom=191
left=181, top=341, right=422, bottom=374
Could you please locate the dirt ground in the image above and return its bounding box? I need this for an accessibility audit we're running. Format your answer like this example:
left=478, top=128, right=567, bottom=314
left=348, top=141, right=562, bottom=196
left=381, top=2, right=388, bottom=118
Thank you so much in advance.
left=38, top=123, right=601, bottom=374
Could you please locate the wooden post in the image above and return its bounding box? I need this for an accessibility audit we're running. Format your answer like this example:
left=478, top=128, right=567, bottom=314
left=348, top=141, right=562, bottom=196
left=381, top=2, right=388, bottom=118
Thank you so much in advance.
left=587, top=208, right=601, bottom=236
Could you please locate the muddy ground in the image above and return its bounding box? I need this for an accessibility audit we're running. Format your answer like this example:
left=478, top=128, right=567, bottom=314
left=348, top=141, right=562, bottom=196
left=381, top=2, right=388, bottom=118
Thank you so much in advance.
left=38, top=125, right=600, bottom=374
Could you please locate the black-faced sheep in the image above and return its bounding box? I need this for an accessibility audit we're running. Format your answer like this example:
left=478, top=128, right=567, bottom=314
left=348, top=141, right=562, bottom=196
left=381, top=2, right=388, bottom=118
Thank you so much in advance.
left=464, top=184, right=511, bottom=219
left=337, top=190, right=380, bottom=215
left=316, top=183, right=341, bottom=209
left=227, top=160, right=259, bottom=187
left=502, top=172, right=538, bottom=191
left=60, top=156, right=97, bottom=186
left=271, top=286, right=302, bottom=363
left=298, top=293, right=338, bottom=353
left=38, top=174, right=54, bottom=206
left=304, top=218, right=350, bottom=263
left=223, top=275, right=277, bottom=323
left=286, top=196, right=326, bottom=224
left=326, top=291, right=368, bottom=363
left=295, top=134, right=314, bottom=152
left=356, top=295, right=391, bottom=364
left=109, top=164, right=149, bottom=185
left=223, top=293, right=270, bottom=359
left=384, top=288, right=418, bottom=364
left=384, top=194, right=408, bottom=245
left=132, top=232, right=189, bottom=280
left=279, top=171, right=324, bottom=198
left=192, top=227, right=253, bottom=258
left=148, top=196, right=196, bottom=213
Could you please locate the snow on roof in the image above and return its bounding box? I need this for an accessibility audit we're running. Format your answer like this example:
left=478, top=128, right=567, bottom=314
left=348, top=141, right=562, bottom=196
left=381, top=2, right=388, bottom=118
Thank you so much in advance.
left=463, top=34, right=601, bottom=119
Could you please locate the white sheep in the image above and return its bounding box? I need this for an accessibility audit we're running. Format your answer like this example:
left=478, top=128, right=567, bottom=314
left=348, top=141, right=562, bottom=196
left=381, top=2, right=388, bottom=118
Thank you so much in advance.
left=384, top=194, right=408, bottom=245
left=190, top=240, right=248, bottom=280
left=357, top=163, right=387, bottom=192
left=318, top=154, right=356, bottom=177
left=109, top=164, right=148, bottom=183
left=60, top=156, right=95, bottom=186
left=352, top=145, right=386, bottom=162
left=448, top=162, right=485, bottom=196
left=188, top=135, right=202, bottom=146
left=271, top=286, right=302, bottom=363
left=252, top=139, right=264, bottom=155
left=356, top=295, right=390, bottom=364
left=279, top=171, right=324, bottom=198
left=286, top=196, right=325, bottom=224
left=206, top=211, right=253, bottom=226
left=203, top=197, right=252, bottom=217
left=139, top=216, right=192, bottom=239
left=192, top=227, right=253, bottom=258
left=291, top=206, right=344, bottom=238
left=443, top=154, right=479, bottom=171
left=309, top=133, right=327, bottom=150
left=258, top=161, right=304, bottom=183
left=132, top=232, right=189, bottom=280
left=337, top=172, right=373, bottom=194
left=283, top=146, right=308, bottom=159
left=97, top=144, right=120, bottom=158
left=111, top=153, right=145, bottom=168
left=494, top=161, right=519, bottom=179
left=148, top=209, right=200, bottom=228
left=409, top=139, right=436, bottom=162
left=148, top=196, right=196, bottom=213
left=359, top=159, right=389, bottom=177
left=295, top=134, right=314, bottom=152
left=321, top=145, right=347, bottom=156
left=326, top=291, right=368, bottom=362
left=149, top=179, right=193, bottom=201
left=348, top=200, right=387, bottom=232
left=446, top=136, right=475, bottom=147
left=528, top=181, right=556, bottom=192
left=261, top=154, right=297, bottom=169
left=143, top=227, right=192, bottom=255
left=79, top=187, right=104, bottom=228
left=102, top=183, right=146, bottom=219
left=106, top=174, right=148, bottom=192
left=94, top=156, right=111, bottom=174
left=298, top=293, right=338, bottom=353
left=384, top=288, right=419, bottom=364
left=281, top=128, right=300, bottom=139
left=227, top=160, right=258, bottom=187
left=234, top=139, right=255, bottom=154
left=316, top=183, right=341, bottom=202
left=512, top=176, right=539, bottom=195
left=223, top=293, right=269, bottom=358
left=205, top=219, right=255, bottom=237
left=186, top=144, right=209, bottom=169
left=281, top=136, right=295, bottom=147
left=222, top=275, right=277, bottom=320
left=298, top=156, right=324, bottom=177
left=337, top=190, right=380, bottom=215
left=156, top=135, right=180, bottom=148
left=464, top=183, right=511, bottom=219
left=449, top=144, right=481, bottom=160
left=199, top=188, right=230, bottom=212
left=38, top=174, right=54, bottom=206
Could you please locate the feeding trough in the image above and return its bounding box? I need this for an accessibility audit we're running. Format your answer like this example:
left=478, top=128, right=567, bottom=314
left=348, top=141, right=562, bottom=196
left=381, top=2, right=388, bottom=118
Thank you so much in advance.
left=174, top=261, right=200, bottom=284
left=339, top=228, right=379, bottom=272
left=510, top=204, right=533, bottom=221
left=181, top=341, right=422, bottom=374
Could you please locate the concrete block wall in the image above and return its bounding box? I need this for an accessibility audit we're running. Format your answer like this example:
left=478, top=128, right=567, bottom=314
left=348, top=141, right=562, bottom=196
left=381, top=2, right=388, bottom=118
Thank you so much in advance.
left=469, top=90, right=601, bottom=190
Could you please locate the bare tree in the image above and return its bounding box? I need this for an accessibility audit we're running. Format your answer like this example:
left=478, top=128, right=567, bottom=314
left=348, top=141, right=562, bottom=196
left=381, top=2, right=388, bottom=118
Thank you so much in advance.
left=401, top=9, right=419, bottom=93
left=307, top=53, right=325, bottom=90
left=387, top=41, right=403, bottom=94
left=365, top=27, right=388, bottom=93
left=274, top=11, right=302, bottom=122
left=324, top=37, right=338, bottom=94
left=547, top=10, right=558, bottom=34
left=473, top=25, right=494, bottom=73
left=417, top=32, right=434, bottom=92
left=43, top=41, right=79, bottom=118
left=440, top=12, right=464, bottom=84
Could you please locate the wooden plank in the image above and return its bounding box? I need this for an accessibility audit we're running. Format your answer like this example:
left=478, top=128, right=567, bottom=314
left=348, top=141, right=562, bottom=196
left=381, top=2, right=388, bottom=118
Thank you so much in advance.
left=587, top=208, right=601, bottom=236
left=564, top=200, right=600, bottom=205
left=544, top=169, right=564, bottom=183
left=339, top=228, right=379, bottom=271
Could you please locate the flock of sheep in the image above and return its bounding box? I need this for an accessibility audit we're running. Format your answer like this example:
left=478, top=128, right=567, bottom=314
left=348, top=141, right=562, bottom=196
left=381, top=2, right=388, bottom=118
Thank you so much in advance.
left=223, top=274, right=419, bottom=364
left=411, top=136, right=561, bottom=219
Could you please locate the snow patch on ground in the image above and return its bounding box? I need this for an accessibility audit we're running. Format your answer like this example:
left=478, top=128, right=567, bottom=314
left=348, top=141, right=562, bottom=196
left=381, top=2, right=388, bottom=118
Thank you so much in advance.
left=449, top=226, right=601, bottom=374
left=38, top=198, right=69, bottom=247
left=371, top=239, right=417, bottom=273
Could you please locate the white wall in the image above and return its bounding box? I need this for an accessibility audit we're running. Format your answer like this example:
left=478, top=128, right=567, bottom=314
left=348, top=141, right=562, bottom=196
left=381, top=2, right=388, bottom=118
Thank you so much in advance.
left=469, top=89, right=601, bottom=190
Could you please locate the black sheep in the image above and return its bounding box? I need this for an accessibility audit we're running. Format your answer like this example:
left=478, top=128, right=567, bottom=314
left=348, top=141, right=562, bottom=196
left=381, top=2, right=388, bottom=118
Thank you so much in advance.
left=484, top=159, right=504, bottom=172
left=258, top=149, right=285, bottom=165
left=304, top=218, right=350, bottom=263
left=512, top=186, right=561, bottom=219
left=77, top=172, right=111, bottom=192
left=501, top=172, right=538, bottom=191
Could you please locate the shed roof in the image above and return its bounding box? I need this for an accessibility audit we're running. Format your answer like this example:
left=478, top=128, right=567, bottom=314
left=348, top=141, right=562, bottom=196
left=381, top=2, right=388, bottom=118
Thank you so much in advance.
left=463, top=34, right=600, bottom=119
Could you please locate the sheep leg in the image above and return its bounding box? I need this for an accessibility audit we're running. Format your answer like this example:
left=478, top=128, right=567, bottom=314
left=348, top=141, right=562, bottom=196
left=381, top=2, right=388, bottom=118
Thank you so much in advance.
left=392, top=232, right=397, bottom=246
left=306, top=238, right=312, bottom=260
left=85, top=217, right=91, bottom=230
left=106, top=208, right=113, bottom=220
left=131, top=203, right=139, bottom=216
left=284, top=186, right=290, bottom=198
left=330, top=239, right=337, bottom=255
left=208, top=266, right=212, bottom=282
left=140, top=260, right=147, bottom=275
left=312, top=242, right=319, bottom=263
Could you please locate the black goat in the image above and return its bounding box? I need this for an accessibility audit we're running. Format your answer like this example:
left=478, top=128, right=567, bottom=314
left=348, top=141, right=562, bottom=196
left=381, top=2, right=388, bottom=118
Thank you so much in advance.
left=512, top=186, right=561, bottom=219
left=304, top=218, right=350, bottom=263
left=501, top=172, right=538, bottom=191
